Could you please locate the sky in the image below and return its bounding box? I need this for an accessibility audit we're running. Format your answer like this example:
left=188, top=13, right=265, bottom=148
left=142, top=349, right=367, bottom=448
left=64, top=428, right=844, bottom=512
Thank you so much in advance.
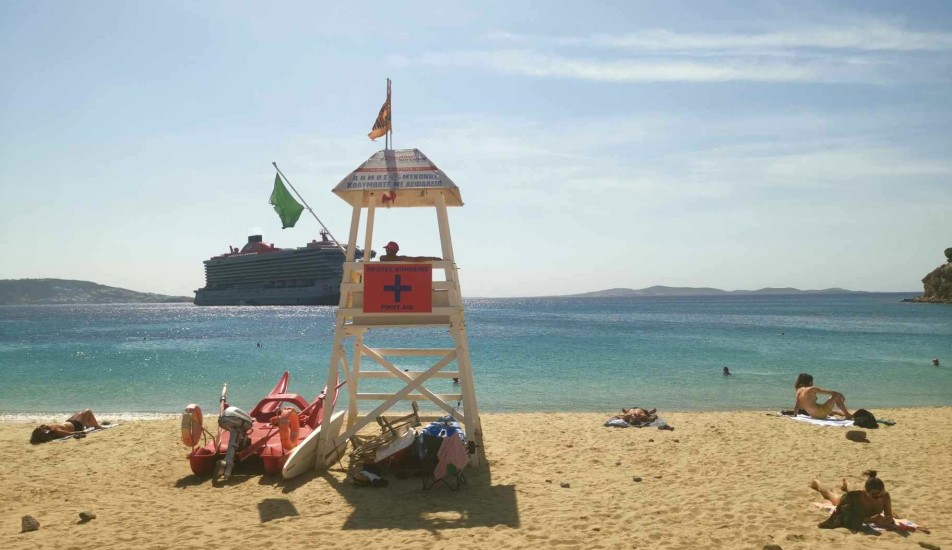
left=1, top=1, right=950, bottom=297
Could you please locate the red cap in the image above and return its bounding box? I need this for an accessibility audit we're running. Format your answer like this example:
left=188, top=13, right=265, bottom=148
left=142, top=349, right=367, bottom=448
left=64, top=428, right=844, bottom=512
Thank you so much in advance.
left=384, top=241, right=399, bottom=252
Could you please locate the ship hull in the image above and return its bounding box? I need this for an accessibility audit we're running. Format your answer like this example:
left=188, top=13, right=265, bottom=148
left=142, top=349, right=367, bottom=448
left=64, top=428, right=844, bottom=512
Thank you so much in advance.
left=194, top=283, right=340, bottom=306
left=194, top=233, right=360, bottom=307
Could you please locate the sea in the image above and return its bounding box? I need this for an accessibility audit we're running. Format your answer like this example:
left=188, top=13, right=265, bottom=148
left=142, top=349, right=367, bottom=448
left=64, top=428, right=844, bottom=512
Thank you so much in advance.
left=1, top=293, right=950, bottom=420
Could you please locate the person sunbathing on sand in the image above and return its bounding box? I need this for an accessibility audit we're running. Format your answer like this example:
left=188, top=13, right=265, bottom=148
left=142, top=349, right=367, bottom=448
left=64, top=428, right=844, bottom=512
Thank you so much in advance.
left=616, top=407, right=657, bottom=424
left=30, top=409, right=104, bottom=443
left=810, top=471, right=896, bottom=528
left=794, top=373, right=852, bottom=419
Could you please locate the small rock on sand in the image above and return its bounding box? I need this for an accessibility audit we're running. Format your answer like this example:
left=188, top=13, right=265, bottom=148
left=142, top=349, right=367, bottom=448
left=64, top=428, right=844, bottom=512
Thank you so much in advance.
left=918, top=542, right=940, bottom=550
left=78, top=511, right=97, bottom=523
left=763, top=544, right=783, bottom=550
left=21, top=515, right=39, bottom=532
left=845, top=430, right=868, bottom=442
left=560, top=482, right=570, bottom=488
left=633, top=476, right=643, bottom=482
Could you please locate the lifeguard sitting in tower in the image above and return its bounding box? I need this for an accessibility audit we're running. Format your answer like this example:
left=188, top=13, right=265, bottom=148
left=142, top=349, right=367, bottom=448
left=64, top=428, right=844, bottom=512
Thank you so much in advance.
left=379, top=241, right=442, bottom=262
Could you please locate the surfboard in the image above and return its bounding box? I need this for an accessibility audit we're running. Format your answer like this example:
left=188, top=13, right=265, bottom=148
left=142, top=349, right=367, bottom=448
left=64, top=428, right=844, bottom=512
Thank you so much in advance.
left=375, top=426, right=416, bottom=463
left=282, top=410, right=346, bottom=479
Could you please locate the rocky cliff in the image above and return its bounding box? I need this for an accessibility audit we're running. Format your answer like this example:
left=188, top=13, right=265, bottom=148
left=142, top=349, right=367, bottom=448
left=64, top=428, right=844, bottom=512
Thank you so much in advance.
left=909, top=249, right=952, bottom=304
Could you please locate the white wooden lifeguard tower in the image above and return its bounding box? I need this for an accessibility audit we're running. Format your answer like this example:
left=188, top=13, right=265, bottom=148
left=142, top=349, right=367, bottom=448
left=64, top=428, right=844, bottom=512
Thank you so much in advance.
left=313, top=148, right=482, bottom=469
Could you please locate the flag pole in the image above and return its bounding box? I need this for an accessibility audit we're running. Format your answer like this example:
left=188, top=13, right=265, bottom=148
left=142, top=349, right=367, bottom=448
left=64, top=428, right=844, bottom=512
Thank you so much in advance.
left=271, top=161, right=346, bottom=254
left=387, top=77, right=392, bottom=151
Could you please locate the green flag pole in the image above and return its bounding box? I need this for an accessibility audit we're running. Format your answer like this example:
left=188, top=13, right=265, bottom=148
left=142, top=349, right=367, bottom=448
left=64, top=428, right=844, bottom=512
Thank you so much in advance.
left=271, top=161, right=346, bottom=254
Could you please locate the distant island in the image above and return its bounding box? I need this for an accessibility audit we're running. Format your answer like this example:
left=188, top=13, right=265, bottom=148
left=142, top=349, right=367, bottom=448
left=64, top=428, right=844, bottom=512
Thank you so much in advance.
left=0, top=279, right=193, bottom=305
left=562, top=286, right=882, bottom=298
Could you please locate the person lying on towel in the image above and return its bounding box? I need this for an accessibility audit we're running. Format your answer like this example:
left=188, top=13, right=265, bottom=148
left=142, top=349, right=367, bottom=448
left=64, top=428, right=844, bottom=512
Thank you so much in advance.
left=614, top=407, right=657, bottom=424
left=30, top=409, right=104, bottom=443
left=811, top=471, right=896, bottom=529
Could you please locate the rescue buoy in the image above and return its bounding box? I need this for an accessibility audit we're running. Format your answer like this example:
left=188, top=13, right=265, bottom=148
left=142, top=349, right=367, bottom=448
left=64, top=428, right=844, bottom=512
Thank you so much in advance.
left=181, top=404, right=203, bottom=447
left=278, top=407, right=300, bottom=452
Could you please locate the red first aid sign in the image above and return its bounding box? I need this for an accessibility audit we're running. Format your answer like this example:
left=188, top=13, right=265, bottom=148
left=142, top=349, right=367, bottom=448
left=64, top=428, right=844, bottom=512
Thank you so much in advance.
left=363, top=263, right=433, bottom=313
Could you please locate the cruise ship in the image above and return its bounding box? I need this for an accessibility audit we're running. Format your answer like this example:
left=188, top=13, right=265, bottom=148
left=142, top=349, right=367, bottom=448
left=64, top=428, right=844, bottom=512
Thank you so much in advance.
left=194, top=231, right=371, bottom=306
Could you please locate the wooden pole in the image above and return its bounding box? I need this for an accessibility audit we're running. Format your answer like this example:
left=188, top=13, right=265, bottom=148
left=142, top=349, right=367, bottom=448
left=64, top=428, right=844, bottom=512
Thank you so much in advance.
left=387, top=78, right=392, bottom=150
left=271, top=161, right=346, bottom=253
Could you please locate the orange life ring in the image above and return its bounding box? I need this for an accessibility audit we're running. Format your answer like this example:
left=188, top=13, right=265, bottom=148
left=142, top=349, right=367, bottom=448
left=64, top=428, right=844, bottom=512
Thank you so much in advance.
left=278, top=408, right=300, bottom=452
left=181, top=404, right=203, bottom=447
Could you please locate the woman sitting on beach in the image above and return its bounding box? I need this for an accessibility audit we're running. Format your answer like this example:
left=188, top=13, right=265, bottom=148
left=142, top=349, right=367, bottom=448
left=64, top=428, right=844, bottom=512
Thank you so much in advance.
left=30, top=409, right=104, bottom=443
left=793, top=373, right=852, bottom=419
left=811, top=471, right=896, bottom=529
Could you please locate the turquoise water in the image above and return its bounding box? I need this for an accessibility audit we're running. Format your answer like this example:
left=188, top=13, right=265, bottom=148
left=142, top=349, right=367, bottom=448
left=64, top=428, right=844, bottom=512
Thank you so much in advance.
left=1, top=294, right=950, bottom=418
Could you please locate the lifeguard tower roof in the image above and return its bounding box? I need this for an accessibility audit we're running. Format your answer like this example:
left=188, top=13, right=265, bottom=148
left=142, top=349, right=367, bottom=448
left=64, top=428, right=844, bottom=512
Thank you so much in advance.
left=332, top=148, right=463, bottom=208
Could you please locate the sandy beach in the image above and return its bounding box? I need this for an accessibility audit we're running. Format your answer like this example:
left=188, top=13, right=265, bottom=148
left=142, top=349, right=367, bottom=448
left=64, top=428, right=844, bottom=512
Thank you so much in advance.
left=3, top=407, right=950, bottom=550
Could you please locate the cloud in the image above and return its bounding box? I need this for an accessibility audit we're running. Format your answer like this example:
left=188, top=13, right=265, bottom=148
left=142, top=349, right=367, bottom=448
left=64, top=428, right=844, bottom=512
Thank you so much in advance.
left=557, top=23, right=952, bottom=53
left=393, top=20, right=952, bottom=84
left=392, top=49, right=823, bottom=82
left=380, top=110, right=952, bottom=212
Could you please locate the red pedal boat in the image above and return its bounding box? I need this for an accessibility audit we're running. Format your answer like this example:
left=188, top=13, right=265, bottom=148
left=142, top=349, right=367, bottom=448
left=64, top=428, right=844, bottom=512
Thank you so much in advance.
left=182, top=371, right=335, bottom=477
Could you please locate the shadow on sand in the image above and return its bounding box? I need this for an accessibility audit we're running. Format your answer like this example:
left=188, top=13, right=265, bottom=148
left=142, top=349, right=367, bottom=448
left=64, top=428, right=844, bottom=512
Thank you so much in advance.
left=258, top=498, right=300, bottom=523
left=308, top=458, right=519, bottom=532
left=175, top=443, right=519, bottom=531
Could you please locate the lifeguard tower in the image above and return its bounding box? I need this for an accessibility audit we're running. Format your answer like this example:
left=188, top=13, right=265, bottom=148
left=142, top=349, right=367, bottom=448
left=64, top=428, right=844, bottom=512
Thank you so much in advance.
left=313, top=148, right=482, bottom=468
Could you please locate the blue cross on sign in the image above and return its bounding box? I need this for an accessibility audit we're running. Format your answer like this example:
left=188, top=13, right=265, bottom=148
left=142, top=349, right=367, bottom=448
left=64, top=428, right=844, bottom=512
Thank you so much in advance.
left=384, top=274, right=412, bottom=302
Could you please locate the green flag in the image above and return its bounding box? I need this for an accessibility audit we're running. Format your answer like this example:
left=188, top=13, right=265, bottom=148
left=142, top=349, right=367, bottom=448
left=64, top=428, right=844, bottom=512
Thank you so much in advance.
left=269, top=173, right=304, bottom=229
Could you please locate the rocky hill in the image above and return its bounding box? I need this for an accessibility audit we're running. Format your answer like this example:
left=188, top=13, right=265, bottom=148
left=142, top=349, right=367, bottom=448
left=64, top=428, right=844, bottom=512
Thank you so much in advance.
left=565, top=285, right=868, bottom=298
left=0, top=279, right=193, bottom=305
left=909, top=249, right=952, bottom=304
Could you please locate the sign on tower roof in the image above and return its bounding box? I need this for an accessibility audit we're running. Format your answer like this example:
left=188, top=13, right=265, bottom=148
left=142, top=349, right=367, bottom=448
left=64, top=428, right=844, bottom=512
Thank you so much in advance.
left=332, top=148, right=463, bottom=208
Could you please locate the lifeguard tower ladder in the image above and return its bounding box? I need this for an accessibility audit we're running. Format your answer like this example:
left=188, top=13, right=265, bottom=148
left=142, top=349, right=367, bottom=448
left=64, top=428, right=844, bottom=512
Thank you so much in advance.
left=314, top=148, right=482, bottom=468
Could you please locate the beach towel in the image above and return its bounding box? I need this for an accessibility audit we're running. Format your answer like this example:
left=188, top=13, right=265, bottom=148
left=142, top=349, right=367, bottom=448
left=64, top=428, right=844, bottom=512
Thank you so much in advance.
left=783, top=414, right=853, bottom=427
left=53, top=423, right=119, bottom=442
left=604, top=418, right=630, bottom=428
left=813, top=501, right=928, bottom=533
left=604, top=416, right=674, bottom=430
left=631, top=417, right=674, bottom=430
left=433, top=434, right=468, bottom=481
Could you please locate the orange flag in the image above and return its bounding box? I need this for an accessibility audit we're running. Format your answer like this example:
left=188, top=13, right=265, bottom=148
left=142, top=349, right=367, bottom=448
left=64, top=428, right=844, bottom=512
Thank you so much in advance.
left=368, top=89, right=391, bottom=141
